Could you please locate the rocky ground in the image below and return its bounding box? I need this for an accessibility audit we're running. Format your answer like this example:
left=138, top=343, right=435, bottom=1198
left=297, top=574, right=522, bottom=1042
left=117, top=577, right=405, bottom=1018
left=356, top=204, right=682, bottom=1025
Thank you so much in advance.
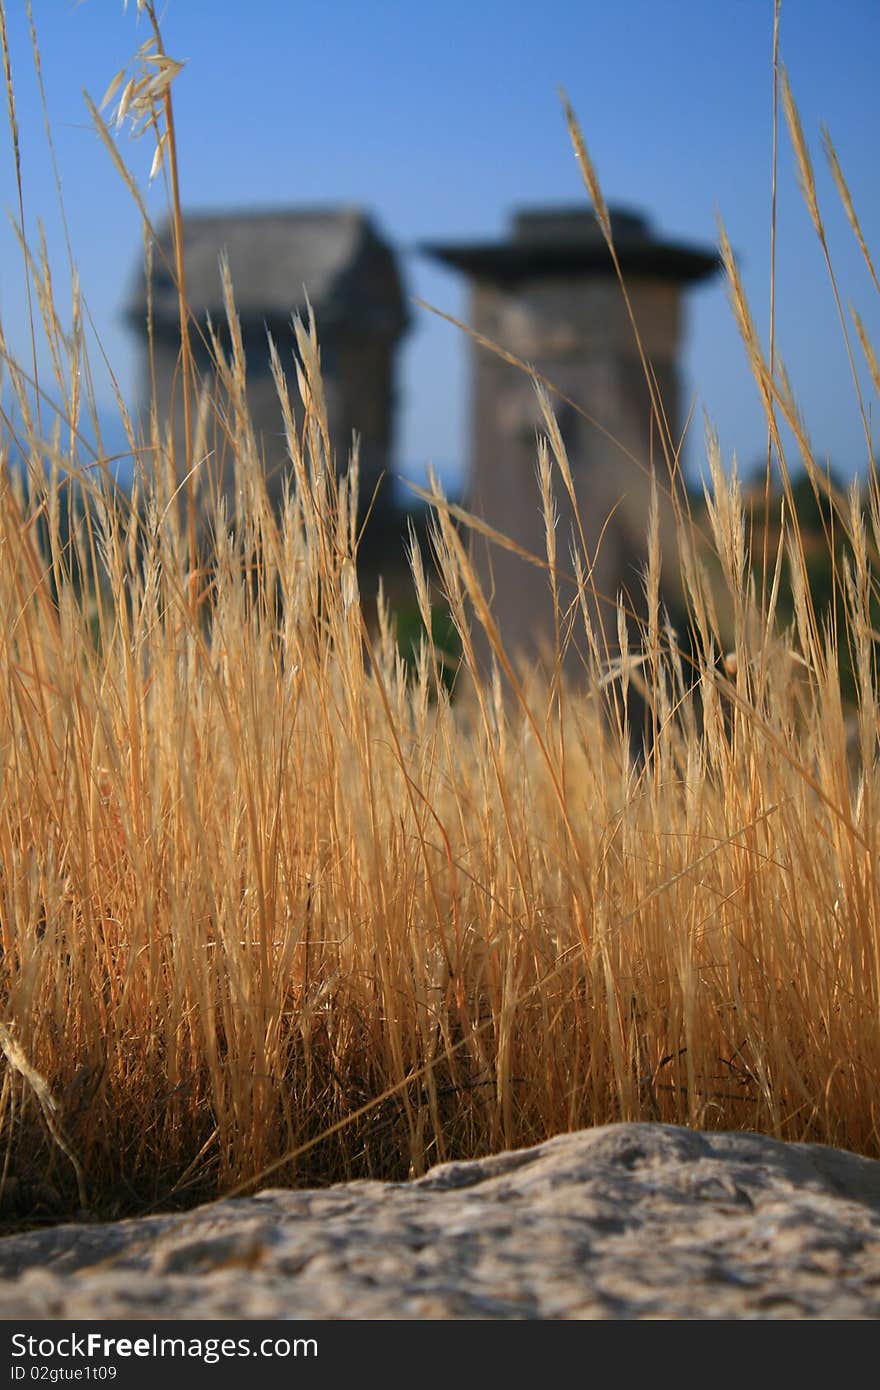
left=1, top=1122, right=879, bottom=1318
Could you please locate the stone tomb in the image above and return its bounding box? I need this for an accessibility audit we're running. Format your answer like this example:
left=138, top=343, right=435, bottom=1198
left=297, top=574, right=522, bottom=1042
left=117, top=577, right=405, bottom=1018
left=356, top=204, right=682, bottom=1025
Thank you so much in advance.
left=425, top=207, right=718, bottom=675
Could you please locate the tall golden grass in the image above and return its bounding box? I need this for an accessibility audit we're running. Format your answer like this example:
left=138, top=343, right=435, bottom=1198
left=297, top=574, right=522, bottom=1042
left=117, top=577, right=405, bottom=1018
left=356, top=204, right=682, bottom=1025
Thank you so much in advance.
left=1, top=2, right=879, bottom=1224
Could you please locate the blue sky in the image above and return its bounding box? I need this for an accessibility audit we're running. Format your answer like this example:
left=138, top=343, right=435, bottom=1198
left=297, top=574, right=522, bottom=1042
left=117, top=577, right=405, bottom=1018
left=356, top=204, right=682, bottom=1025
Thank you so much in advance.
left=0, top=0, right=878, bottom=495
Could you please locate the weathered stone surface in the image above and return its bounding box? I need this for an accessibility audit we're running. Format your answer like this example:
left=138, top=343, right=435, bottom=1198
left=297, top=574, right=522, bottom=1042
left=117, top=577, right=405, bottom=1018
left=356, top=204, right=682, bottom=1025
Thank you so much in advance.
left=2, top=1123, right=880, bottom=1318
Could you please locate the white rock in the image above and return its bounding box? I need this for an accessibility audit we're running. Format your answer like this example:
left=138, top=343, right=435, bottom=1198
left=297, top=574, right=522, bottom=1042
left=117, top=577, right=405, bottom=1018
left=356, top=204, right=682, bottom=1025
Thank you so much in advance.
left=2, top=1123, right=880, bottom=1318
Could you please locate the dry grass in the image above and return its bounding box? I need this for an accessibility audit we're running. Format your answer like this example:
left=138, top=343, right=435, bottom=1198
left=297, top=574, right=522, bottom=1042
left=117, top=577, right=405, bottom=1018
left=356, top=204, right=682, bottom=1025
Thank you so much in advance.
left=1, top=3, right=880, bottom=1225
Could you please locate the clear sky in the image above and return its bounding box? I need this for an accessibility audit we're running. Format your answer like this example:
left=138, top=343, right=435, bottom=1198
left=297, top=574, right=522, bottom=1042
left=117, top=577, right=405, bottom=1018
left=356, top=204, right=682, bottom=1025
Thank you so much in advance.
left=0, top=0, right=878, bottom=496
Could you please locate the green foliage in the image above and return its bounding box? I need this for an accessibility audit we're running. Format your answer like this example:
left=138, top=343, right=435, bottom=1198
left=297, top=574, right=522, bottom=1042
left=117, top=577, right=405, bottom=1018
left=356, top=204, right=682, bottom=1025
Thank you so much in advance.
left=394, top=600, right=462, bottom=696
left=751, top=467, right=880, bottom=702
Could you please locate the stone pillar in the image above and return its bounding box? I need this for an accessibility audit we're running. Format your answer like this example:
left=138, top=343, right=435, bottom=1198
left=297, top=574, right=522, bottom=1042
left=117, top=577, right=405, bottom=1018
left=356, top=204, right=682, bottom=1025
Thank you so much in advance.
left=467, top=275, right=685, bottom=678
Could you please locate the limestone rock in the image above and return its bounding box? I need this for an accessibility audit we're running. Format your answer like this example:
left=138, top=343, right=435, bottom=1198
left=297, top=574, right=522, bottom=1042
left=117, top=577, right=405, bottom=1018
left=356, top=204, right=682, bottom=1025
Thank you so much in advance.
left=2, top=1123, right=880, bottom=1318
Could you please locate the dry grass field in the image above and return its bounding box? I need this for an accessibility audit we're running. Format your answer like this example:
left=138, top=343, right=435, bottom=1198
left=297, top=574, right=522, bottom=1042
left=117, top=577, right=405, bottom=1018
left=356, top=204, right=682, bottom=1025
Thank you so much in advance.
left=1, top=3, right=879, bottom=1226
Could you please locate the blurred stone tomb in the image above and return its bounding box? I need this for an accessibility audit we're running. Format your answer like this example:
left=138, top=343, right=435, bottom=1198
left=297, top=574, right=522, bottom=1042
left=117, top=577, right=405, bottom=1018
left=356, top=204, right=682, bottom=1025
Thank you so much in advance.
left=424, top=206, right=718, bottom=673
left=128, top=206, right=409, bottom=523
